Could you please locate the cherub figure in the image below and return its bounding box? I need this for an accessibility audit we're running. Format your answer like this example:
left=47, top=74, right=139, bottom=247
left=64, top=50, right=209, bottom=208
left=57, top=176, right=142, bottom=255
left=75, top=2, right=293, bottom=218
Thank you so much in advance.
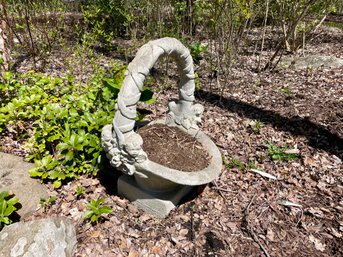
left=167, top=101, right=204, bottom=129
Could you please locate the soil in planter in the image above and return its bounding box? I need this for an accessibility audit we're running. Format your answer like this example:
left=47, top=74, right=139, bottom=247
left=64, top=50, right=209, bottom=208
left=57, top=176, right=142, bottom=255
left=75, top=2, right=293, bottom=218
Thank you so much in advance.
left=138, top=123, right=211, bottom=172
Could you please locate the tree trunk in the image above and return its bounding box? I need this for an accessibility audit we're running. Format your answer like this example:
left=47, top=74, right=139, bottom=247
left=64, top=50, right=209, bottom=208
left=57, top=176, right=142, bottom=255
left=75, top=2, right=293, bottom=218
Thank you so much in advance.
left=0, top=2, right=10, bottom=71
left=185, top=0, right=195, bottom=35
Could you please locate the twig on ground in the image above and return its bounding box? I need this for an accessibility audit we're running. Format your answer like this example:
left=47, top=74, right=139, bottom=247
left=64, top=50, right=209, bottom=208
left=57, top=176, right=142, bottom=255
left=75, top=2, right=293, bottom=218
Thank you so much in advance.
left=152, top=130, right=161, bottom=137
left=296, top=208, right=304, bottom=227
left=243, top=194, right=271, bottom=257
left=213, top=186, right=237, bottom=193
left=211, top=181, right=232, bottom=202
left=190, top=203, right=196, bottom=256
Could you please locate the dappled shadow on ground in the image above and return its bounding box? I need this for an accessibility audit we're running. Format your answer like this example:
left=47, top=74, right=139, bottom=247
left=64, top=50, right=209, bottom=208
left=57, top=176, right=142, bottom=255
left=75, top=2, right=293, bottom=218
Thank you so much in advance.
left=197, top=89, right=343, bottom=160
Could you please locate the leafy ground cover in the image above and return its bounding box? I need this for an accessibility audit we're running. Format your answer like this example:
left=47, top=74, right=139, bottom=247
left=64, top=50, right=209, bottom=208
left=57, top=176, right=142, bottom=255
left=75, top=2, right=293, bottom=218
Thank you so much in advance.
left=1, top=24, right=342, bottom=256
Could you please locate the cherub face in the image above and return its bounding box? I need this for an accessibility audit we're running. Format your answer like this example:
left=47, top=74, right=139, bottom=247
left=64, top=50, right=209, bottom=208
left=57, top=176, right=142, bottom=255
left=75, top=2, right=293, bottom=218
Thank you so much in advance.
left=124, top=133, right=144, bottom=157
left=192, top=104, right=204, bottom=123
left=125, top=142, right=142, bottom=157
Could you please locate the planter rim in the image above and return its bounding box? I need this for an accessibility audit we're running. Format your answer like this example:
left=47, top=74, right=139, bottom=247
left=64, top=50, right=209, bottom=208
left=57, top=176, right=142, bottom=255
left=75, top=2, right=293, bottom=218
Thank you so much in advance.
left=134, top=119, right=222, bottom=186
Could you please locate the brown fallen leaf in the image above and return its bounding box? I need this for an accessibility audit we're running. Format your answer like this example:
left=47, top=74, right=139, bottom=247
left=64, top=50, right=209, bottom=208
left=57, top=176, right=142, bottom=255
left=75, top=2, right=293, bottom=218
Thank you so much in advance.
left=303, top=156, right=317, bottom=167
left=266, top=228, right=275, bottom=242
left=330, top=228, right=342, bottom=238
left=90, top=230, right=101, bottom=238
left=309, top=234, right=326, bottom=252
left=226, top=222, right=238, bottom=233
left=179, top=228, right=189, bottom=236
left=119, top=234, right=127, bottom=249
left=139, top=213, right=152, bottom=222
left=151, top=245, right=162, bottom=254
left=307, top=207, right=324, bottom=218
left=128, top=250, right=140, bottom=257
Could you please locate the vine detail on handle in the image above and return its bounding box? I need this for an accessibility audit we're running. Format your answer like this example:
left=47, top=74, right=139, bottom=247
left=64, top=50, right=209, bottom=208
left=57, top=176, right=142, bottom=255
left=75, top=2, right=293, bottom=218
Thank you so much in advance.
left=101, top=38, right=203, bottom=175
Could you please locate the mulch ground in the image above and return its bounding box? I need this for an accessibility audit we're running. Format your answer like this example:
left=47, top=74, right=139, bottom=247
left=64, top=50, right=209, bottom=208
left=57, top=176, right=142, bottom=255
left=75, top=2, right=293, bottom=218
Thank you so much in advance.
left=1, top=24, right=342, bottom=257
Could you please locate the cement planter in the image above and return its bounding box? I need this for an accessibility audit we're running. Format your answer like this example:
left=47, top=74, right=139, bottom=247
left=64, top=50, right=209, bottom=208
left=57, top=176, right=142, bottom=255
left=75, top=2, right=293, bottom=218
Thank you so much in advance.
left=102, top=38, right=222, bottom=218
left=133, top=119, right=222, bottom=193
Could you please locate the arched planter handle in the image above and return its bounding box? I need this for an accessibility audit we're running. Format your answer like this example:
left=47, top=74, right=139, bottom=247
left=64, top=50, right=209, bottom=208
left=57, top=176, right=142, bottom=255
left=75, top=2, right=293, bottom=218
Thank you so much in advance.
left=102, top=38, right=204, bottom=175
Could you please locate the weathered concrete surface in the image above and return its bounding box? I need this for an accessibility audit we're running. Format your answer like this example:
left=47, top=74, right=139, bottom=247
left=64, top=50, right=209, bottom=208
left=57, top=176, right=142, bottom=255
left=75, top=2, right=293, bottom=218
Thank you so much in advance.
left=0, top=217, right=77, bottom=257
left=0, top=152, right=48, bottom=218
left=118, top=175, right=193, bottom=218
left=279, top=55, right=343, bottom=69
left=102, top=37, right=201, bottom=176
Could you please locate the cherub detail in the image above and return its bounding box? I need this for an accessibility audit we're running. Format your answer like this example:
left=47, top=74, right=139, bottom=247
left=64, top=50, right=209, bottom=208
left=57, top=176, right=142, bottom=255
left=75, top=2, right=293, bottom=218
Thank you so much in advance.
left=166, top=101, right=204, bottom=130
left=101, top=125, right=147, bottom=175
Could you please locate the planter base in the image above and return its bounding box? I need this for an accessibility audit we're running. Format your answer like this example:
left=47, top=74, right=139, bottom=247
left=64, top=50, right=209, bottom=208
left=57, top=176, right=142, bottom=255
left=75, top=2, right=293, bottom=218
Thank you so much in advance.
left=118, top=175, right=193, bottom=218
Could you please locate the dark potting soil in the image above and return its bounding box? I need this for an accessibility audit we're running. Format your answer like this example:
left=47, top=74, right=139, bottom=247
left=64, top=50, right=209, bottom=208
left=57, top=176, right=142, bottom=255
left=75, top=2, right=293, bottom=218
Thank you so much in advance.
left=138, top=123, right=211, bottom=172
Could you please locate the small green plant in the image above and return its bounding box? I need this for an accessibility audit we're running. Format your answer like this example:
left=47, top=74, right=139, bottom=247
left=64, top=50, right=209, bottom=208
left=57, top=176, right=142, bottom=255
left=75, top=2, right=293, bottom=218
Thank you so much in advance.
left=244, top=120, right=264, bottom=134
left=281, top=86, right=293, bottom=96
left=75, top=185, right=86, bottom=197
left=265, top=143, right=300, bottom=162
left=40, top=196, right=57, bottom=211
left=190, top=42, right=208, bottom=63
left=224, top=156, right=246, bottom=170
left=194, top=72, right=201, bottom=90
left=252, top=121, right=263, bottom=134
left=248, top=161, right=258, bottom=169
left=254, top=79, right=261, bottom=87
left=0, top=191, right=20, bottom=229
left=83, top=198, right=112, bottom=223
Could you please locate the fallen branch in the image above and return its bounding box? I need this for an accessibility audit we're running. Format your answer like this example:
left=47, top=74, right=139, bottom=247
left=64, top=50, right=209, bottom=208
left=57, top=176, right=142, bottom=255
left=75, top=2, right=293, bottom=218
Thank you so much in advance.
left=212, top=181, right=227, bottom=201
left=243, top=194, right=271, bottom=257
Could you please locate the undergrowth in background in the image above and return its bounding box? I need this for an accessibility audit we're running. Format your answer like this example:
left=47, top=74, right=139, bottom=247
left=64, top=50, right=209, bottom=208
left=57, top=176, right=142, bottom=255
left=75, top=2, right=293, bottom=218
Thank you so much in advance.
left=1, top=0, right=341, bottom=76
left=0, top=65, right=155, bottom=188
left=2, top=0, right=70, bottom=64
left=190, top=42, right=208, bottom=63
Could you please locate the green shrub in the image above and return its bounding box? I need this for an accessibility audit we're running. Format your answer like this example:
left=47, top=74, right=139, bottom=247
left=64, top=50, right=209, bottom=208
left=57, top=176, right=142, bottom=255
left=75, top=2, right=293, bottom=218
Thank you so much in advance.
left=80, top=0, right=131, bottom=43
left=0, top=65, right=155, bottom=188
left=3, top=0, right=70, bottom=60
left=0, top=191, right=20, bottom=230
left=0, top=68, right=123, bottom=187
left=190, top=42, right=208, bottom=63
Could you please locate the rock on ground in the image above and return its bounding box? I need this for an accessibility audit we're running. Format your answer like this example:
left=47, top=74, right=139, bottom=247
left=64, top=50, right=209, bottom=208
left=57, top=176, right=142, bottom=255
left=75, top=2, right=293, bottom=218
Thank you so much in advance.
left=0, top=152, right=48, bottom=218
left=279, top=55, right=343, bottom=69
left=0, top=217, right=77, bottom=257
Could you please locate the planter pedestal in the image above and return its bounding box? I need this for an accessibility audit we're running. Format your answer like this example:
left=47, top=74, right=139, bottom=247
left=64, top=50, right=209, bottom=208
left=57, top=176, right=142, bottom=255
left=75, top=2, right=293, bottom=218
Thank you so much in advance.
left=118, top=175, right=193, bottom=218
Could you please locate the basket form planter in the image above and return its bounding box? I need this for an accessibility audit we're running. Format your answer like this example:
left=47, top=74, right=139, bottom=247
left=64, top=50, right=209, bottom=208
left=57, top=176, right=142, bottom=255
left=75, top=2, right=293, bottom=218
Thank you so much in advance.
left=101, top=37, right=222, bottom=218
